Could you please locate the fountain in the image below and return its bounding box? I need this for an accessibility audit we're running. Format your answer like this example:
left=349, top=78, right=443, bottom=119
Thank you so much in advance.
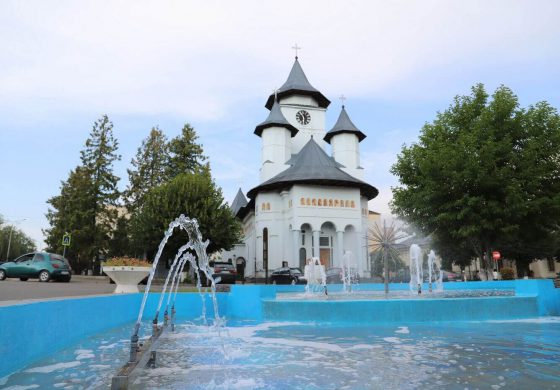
left=426, top=249, right=443, bottom=292
left=341, top=250, right=358, bottom=292
left=409, top=244, right=423, bottom=295
left=2, top=216, right=560, bottom=389
left=112, top=214, right=223, bottom=389
left=304, top=257, right=327, bottom=295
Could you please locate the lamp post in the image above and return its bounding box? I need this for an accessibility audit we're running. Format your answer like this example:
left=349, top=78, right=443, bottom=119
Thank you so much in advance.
left=5, top=218, right=27, bottom=261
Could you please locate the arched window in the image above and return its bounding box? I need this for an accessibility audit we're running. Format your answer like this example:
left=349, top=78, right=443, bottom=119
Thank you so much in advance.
left=263, top=228, right=269, bottom=280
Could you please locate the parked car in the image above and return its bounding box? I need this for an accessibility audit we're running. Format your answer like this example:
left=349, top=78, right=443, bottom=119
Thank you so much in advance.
left=441, top=270, right=462, bottom=282
left=0, top=252, right=72, bottom=282
left=270, top=267, right=307, bottom=285
left=211, top=261, right=237, bottom=285
left=326, top=267, right=360, bottom=284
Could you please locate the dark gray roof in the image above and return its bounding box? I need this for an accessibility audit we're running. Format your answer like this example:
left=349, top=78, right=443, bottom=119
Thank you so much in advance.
left=230, top=188, right=248, bottom=216
left=395, top=235, right=432, bottom=250
left=265, top=58, right=330, bottom=109
left=324, top=106, right=366, bottom=143
left=247, top=137, right=378, bottom=200
left=254, top=100, right=298, bottom=137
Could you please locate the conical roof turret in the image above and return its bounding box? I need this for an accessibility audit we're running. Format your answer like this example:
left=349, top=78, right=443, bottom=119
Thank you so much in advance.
left=265, top=58, right=330, bottom=109
left=254, top=100, right=298, bottom=137
left=230, top=188, right=248, bottom=216
left=324, top=106, right=366, bottom=144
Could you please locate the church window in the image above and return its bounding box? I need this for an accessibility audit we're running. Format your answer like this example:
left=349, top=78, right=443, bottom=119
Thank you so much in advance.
left=301, top=232, right=305, bottom=245
left=261, top=202, right=265, bottom=210
left=351, top=201, right=355, bottom=208
left=318, top=199, right=322, bottom=206
left=345, top=200, right=350, bottom=207
left=312, top=199, right=317, bottom=206
left=341, top=199, right=345, bottom=207
left=306, top=198, right=311, bottom=206
left=323, top=199, right=328, bottom=207
left=266, top=202, right=271, bottom=210
left=334, top=200, right=339, bottom=207
left=300, top=197, right=305, bottom=205
left=329, top=199, right=333, bottom=207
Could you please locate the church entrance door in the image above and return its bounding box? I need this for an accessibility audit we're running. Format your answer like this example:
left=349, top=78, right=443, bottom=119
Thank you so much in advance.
left=320, top=248, right=331, bottom=268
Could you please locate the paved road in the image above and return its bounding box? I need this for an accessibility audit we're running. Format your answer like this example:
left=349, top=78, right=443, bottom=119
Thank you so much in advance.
left=0, top=277, right=116, bottom=305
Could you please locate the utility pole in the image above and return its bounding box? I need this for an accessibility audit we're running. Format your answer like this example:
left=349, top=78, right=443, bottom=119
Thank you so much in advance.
left=5, top=218, right=27, bottom=261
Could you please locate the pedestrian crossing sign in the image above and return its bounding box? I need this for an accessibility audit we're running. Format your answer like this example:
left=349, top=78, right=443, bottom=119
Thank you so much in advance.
left=62, top=233, right=71, bottom=247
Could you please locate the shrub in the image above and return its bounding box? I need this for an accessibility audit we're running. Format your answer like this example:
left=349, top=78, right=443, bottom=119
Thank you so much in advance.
left=500, top=267, right=515, bottom=280
left=104, top=256, right=151, bottom=267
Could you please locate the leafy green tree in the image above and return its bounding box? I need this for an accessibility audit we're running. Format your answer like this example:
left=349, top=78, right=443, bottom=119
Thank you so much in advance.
left=0, top=215, right=36, bottom=260
left=166, top=123, right=208, bottom=178
left=129, top=172, right=241, bottom=260
left=391, top=84, right=560, bottom=276
left=125, top=127, right=169, bottom=212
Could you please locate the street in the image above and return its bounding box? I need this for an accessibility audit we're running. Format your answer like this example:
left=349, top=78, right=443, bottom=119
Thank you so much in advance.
left=0, top=276, right=115, bottom=305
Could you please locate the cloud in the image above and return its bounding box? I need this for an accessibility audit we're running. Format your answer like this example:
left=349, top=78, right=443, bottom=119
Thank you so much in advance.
left=1, top=0, right=558, bottom=123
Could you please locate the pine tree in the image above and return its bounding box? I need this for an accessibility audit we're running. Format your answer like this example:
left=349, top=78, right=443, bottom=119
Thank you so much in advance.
left=125, top=127, right=169, bottom=212
left=166, top=123, right=208, bottom=178
left=44, top=115, right=121, bottom=272
left=80, top=115, right=121, bottom=266
left=44, top=166, right=96, bottom=272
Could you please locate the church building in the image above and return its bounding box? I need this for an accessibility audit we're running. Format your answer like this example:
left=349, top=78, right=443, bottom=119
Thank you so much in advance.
left=227, top=56, right=378, bottom=280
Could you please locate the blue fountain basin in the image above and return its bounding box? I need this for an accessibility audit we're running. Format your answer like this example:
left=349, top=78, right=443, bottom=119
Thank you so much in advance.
left=0, top=279, right=559, bottom=378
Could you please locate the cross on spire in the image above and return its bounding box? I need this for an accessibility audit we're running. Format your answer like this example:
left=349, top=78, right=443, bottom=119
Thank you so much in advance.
left=339, top=94, right=346, bottom=107
left=291, top=43, right=301, bottom=59
left=271, top=87, right=279, bottom=101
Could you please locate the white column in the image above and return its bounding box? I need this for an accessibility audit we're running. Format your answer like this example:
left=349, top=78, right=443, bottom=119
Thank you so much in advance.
left=292, top=229, right=300, bottom=266
left=313, top=230, right=320, bottom=259
left=336, top=230, right=344, bottom=268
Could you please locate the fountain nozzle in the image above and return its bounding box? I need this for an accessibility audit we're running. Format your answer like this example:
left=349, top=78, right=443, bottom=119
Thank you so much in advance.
left=129, top=334, right=139, bottom=363
left=152, top=318, right=159, bottom=336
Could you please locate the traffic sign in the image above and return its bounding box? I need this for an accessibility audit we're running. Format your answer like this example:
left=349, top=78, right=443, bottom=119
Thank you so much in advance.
left=492, top=251, right=501, bottom=261
left=62, top=232, right=71, bottom=247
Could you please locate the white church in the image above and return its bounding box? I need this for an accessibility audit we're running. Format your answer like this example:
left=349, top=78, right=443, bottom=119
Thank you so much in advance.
left=226, top=56, right=379, bottom=280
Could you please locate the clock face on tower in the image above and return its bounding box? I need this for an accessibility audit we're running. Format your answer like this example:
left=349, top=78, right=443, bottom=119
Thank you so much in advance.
left=295, top=110, right=311, bottom=125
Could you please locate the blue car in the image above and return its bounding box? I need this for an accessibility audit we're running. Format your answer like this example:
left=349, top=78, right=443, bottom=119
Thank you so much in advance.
left=0, top=252, right=72, bottom=282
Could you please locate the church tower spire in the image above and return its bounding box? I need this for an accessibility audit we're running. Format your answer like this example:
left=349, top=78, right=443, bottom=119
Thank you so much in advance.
left=325, top=104, right=366, bottom=179
left=264, top=58, right=330, bottom=110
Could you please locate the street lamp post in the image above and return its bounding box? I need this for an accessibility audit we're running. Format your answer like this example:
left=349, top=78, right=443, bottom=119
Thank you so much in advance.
left=5, top=218, right=27, bottom=261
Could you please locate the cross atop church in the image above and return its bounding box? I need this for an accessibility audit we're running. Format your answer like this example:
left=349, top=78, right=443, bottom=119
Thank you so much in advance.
left=292, top=43, right=301, bottom=59
left=339, top=94, right=346, bottom=107
left=272, top=87, right=279, bottom=101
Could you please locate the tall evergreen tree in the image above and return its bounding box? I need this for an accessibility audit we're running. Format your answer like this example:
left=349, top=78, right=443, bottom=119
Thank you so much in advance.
left=44, top=115, right=121, bottom=272
left=125, top=127, right=169, bottom=212
left=166, top=123, right=208, bottom=178
left=79, top=115, right=121, bottom=264
left=44, top=166, right=95, bottom=272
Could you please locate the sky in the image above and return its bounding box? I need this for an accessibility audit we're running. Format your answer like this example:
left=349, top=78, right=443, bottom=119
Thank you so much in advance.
left=0, top=0, right=559, bottom=250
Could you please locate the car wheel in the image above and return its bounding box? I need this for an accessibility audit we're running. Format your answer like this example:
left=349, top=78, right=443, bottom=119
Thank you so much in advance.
left=0, top=269, right=6, bottom=280
left=39, top=270, right=51, bottom=282
left=20, top=277, right=29, bottom=281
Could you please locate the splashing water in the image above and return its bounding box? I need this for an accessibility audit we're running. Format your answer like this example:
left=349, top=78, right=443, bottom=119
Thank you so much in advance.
left=409, top=244, right=423, bottom=295
left=304, top=257, right=327, bottom=295
left=133, top=215, right=223, bottom=341
left=341, top=251, right=358, bottom=293
left=427, top=250, right=443, bottom=292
